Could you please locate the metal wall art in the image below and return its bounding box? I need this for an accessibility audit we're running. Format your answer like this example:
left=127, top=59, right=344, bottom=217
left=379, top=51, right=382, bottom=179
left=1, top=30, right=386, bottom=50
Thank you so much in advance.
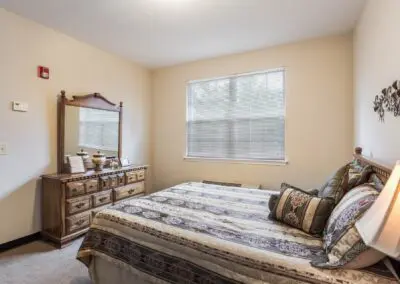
left=373, top=80, right=400, bottom=121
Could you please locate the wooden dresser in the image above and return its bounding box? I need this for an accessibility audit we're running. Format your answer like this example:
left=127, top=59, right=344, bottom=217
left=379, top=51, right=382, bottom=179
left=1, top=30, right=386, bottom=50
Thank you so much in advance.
left=41, top=165, right=148, bottom=247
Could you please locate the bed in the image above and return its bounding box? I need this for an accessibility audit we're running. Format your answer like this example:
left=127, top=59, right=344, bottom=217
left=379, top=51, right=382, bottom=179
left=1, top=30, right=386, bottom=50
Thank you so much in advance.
left=77, top=174, right=397, bottom=284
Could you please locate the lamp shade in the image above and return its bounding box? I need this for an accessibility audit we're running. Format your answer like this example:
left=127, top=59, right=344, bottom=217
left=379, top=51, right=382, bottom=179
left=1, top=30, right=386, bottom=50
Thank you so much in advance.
left=356, top=161, right=400, bottom=259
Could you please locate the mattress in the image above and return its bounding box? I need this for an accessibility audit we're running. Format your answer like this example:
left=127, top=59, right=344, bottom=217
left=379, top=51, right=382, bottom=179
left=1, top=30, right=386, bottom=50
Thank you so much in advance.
left=77, top=182, right=396, bottom=284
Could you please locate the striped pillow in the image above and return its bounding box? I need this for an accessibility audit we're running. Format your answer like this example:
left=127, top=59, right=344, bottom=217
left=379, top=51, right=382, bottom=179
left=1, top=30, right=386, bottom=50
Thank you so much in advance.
left=269, top=188, right=335, bottom=236
left=312, top=184, right=385, bottom=269
left=269, top=183, right=319, bottom=212
left=281, top=182, right=319, bottom=196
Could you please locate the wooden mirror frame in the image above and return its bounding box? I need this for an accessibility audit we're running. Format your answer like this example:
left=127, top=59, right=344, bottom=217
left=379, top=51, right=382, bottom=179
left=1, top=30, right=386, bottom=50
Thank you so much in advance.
left=57, top=90, right=123, bottom=173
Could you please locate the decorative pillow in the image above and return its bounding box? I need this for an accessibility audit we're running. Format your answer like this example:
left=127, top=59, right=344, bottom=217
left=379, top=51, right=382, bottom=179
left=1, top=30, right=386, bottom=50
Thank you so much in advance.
left=281, top=182, right=319, bottom=196
left=348, top=161, right=373, bottom=190
left=318, top=164, right=350, bottom=204
left=269, top=183, right=319, bottom=212
left=269, top=187, right=335, bottom=236
left=268, top=194, right=279, bottom=212
left=311, top=184, right=385, bottom=269
left=368, top=173, right=385, bottom=192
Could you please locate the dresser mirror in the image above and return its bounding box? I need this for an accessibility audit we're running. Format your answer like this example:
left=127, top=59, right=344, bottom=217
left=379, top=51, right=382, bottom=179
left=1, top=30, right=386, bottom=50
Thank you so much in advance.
left=58, top=90, right=122, bottom=173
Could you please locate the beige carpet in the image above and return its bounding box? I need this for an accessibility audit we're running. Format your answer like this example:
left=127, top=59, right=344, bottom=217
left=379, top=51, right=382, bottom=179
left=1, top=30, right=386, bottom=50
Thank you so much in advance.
left=0, top=238, right=91, bottom=284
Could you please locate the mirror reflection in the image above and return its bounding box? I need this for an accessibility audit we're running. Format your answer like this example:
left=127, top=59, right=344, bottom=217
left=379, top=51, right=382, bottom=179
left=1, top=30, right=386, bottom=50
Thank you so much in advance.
left=64, top=105, right=119, bottom=161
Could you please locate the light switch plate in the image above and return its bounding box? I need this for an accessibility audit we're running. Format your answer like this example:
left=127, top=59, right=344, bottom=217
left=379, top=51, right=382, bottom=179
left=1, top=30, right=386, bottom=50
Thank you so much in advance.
left=0, top=143, right=7, bottom=155
left=12, top=101, right=28, bottom=112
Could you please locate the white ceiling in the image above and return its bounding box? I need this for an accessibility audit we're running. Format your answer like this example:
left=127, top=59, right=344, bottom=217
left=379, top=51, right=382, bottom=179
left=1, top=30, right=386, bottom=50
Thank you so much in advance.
left=0, top=0, right=366, bottom=68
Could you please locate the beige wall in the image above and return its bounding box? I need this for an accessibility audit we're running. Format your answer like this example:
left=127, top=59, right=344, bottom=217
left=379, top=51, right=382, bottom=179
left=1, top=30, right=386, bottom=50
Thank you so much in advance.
left=0, top=8, right=151, bottom=244
left=354, top=0, right=400, bottom=164
left=151, top=35, right=354, bottom=191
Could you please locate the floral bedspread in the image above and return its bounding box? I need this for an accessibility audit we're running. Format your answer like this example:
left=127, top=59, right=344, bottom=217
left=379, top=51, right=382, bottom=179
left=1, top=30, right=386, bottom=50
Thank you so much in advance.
left=77, top=182, right=396, bottom=284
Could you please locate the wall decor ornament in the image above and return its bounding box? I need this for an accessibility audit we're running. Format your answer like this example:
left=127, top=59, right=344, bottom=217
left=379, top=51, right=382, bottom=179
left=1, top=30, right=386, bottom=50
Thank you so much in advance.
left=373, top=80, right=400, bottom=121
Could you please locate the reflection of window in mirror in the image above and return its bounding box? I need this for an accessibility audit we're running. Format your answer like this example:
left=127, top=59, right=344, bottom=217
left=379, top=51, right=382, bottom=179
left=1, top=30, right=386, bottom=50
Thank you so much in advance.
left=79, top=108, right=119, bottom=152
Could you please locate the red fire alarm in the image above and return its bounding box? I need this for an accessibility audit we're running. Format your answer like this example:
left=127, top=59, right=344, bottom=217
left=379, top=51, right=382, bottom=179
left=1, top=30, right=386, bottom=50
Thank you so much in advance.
left=38, top=66, right=50, bottom=79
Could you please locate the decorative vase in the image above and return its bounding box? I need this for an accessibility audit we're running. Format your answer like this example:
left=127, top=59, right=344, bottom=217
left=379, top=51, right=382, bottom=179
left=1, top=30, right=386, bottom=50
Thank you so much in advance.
left=92, top=151, right=106, bottom=171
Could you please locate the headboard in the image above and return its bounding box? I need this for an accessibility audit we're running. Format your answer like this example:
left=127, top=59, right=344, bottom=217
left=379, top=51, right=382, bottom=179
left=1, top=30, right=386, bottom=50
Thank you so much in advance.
left=353, top=147, right=393, bottom=183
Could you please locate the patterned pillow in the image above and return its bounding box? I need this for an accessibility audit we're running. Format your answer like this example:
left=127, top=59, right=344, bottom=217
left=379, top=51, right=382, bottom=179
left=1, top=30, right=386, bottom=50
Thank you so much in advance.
left=318, top=164, right=350, bottom=204
left=367, top=173, right=385, bottom=192
left=348, top=161, right=373, bottom=190
left=311, top=184, right=385, bottom=269
left=268, top=194, right=279, bottom=212
left=269, top=183, right=319, bottom=212
left=269, top=188, right=335, bottom=236
left=281, top=182, right=319, bottom=196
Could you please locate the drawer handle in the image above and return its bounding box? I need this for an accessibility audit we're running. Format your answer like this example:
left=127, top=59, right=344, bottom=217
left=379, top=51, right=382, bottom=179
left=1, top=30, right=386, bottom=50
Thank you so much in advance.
left=128, top=189, right=135, bottom=194
left=75, top=219, right=85, bottom=226
left=75, top=202, right=86, bottom=209
left=99, top=197, right=108, bottom=202
left=72, top=188, right=77, bottom=192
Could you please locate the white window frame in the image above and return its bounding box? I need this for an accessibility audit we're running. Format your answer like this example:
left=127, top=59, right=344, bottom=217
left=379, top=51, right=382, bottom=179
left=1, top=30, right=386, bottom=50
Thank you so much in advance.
left=184, top=68, right=288, bottom=165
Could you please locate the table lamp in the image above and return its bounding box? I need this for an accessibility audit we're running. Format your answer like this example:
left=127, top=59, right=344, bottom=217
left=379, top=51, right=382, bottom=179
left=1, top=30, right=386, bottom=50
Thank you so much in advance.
left=356, top=161, right=400, bottom=280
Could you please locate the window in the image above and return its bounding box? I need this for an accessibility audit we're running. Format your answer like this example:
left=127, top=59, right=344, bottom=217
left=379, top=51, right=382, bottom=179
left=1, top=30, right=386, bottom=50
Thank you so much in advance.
left=186, top=69, right=285, bottom=161
left=79, top=108, right=119, bottom=151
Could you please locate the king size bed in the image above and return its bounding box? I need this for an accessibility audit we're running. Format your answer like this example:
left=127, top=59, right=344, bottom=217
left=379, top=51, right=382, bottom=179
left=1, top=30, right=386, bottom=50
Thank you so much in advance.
left=77, top=158, right=398, bottom=284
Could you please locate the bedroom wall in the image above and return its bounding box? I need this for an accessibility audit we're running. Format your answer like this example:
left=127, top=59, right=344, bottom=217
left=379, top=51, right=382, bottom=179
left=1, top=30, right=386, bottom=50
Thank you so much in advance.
left=0, top=8, right=151, bottom=244
left=151, top=35, right=354, bottom=191
left=354, top=0, right=400, bottom=164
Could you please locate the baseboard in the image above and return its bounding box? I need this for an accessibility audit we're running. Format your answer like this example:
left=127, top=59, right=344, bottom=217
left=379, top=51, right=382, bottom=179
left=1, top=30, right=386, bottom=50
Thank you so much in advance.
left=0, top=232, right=41, bottom=253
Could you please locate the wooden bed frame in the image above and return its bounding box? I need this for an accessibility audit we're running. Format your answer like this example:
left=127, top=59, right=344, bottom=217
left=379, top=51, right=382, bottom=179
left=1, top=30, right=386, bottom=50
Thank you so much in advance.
left=203, top=147, right=394, bottom=189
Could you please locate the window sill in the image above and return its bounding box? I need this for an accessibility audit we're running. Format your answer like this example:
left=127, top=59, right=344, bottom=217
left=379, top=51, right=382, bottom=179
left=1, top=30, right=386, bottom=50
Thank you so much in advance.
left=183, top=156, right=288, bottom=166
left=79, top=144, right=118, bottom=152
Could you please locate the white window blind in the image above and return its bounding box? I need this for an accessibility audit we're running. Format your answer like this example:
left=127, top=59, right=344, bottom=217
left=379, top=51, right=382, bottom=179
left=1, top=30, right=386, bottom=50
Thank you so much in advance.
left=79, top=108, right=119, bottom=151
left=186, top=69, right=285, bottom=161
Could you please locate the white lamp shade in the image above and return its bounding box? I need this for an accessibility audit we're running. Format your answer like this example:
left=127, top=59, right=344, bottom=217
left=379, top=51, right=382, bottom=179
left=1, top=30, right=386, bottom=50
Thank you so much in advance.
left=356, top=161, right=400, bottom=259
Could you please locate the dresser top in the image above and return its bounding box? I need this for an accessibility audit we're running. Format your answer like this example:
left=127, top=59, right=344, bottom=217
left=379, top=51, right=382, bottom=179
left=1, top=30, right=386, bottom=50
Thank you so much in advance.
left=42, top=164, right=148, bottom=181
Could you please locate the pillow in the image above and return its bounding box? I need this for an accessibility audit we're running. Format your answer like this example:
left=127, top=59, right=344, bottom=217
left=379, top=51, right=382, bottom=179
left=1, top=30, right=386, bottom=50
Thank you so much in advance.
left=311, top=184, right=385, bottom=269
left=281, top=182, right=319, bottom=196
left=368, top=173, right=385, bottom=192
left=269, top=187, right=335, bottom=236
left=268, top=194, right=279, bottom=212
left=348, top=161, right=373, bottom=190
left=318, top=164, right=350, bottom=204
left=269, top=183, right=319, bottom=212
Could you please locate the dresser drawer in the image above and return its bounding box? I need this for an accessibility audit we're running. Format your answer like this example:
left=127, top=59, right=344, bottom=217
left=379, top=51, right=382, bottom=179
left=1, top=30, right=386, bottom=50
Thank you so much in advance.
left=125, top=171, right=137, bottom=184
left=66, top=181, right=85, bottom=198
left=137, top=170, right=145, bottom=181
left=99, top=176, right=110, bottom=190
left=117, top=173, right=125, bottom=186
left=113, top=182, right=145, bottom=201
left=66, top=196, right=91, bottom=215
left=85, top=179, right=98, bottom=193
left=109, top=175, right=119, bottom=188
left=66, top=212, right=90, bottom=234
left=92, top=190, right=112, bottom=208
